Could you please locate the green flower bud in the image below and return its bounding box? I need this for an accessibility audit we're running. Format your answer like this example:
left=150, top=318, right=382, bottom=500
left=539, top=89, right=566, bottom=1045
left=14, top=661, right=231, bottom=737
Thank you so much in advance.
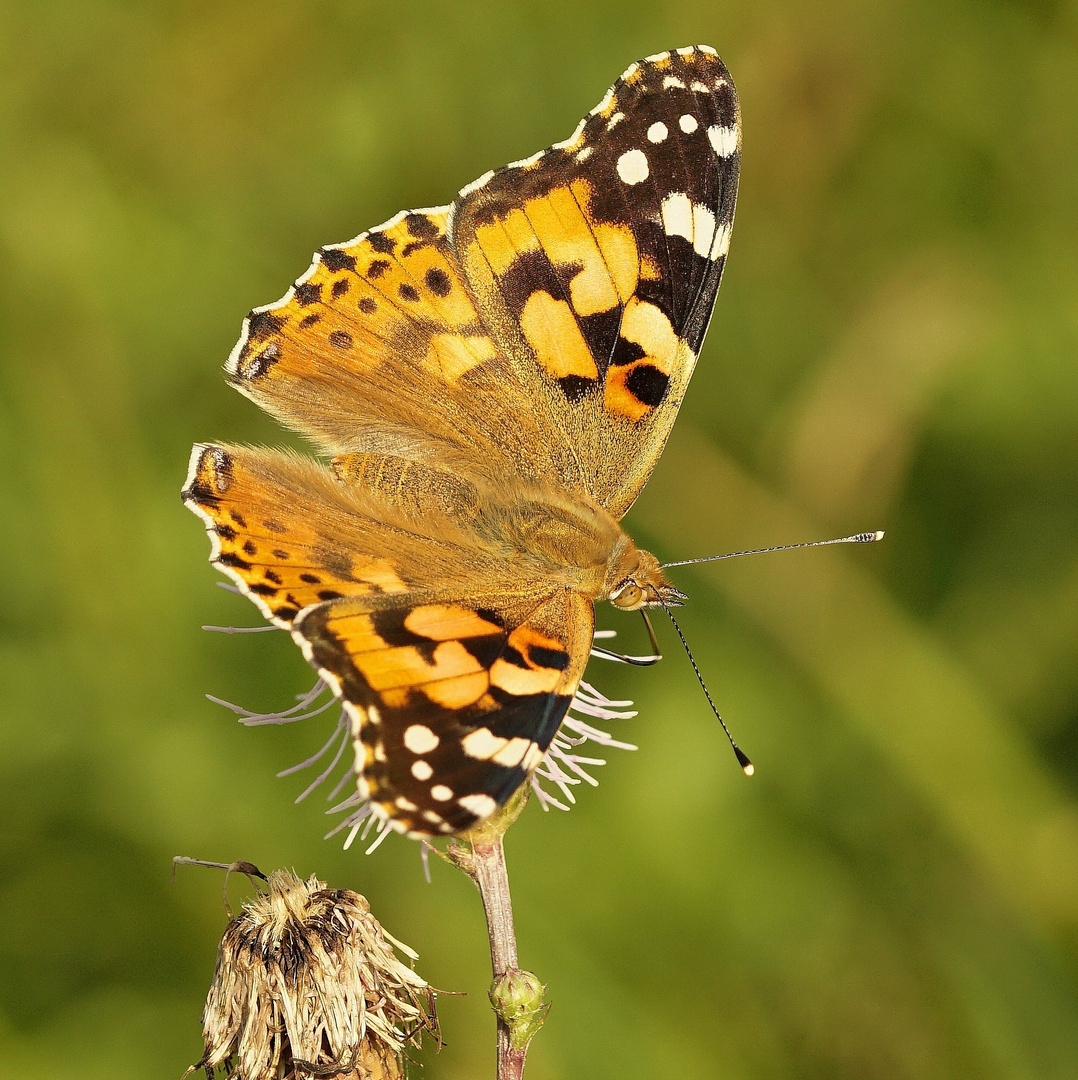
left=489, top=968, right=550, bottom=1051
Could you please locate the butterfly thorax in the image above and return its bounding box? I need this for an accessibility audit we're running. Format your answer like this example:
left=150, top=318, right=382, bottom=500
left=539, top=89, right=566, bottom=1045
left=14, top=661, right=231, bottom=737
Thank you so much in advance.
left=483, top=482, right=679, bottom=611
left=332, top=449, right=677, bottom=608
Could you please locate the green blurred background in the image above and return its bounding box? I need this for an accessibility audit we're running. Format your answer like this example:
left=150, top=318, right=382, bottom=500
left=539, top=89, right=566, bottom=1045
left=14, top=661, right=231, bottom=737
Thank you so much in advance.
left=2, top=1, right=1077, bottom=1077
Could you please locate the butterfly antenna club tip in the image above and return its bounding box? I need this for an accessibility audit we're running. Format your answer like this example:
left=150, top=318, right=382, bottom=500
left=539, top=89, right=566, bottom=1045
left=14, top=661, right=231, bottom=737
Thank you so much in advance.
left=661, top=528, right=886, bottom=569
left=661, top=600, right=754, bottom=777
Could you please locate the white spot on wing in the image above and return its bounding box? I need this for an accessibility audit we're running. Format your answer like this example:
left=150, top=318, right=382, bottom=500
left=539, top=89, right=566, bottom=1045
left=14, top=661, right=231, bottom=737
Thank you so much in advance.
left=691, top=81, right=709, bottom=93
left=492, top=737, right=534, bottom=768
left=691, top=204, right=717, bottom=257
left=661, top=193, right=694, bottom=244
left=576, top=146, right=593, bottom=161
left=522, top=742, right=545, bottom=772
left=710, top=222, right=732, bottom=259
left=663, top=76, right=687, bottom=90
left=430, top=784, right=453, bottom=802
left=677, top=46, right=696, bottom=57
left=411, top=760, right=433, bottom=781
left=644, top=50, right=670, bottom=63
left=616, top=148, right=649, bottom=185
left=606, top=112, right=625, bottom=129
left=462, top=727, right=507, bottom=760
left=708, top=124, right=739, bottom=158
left=404, top=724, right=439, bottom=754
left=647, top=121, right=668, bottom=143
left=699, top=45, right=718, bottom=55
left=661, top=193, right=718, bottom=257
left=679, top=114, right=699, bottom=134
left=459, top=793, right=498, bottom=819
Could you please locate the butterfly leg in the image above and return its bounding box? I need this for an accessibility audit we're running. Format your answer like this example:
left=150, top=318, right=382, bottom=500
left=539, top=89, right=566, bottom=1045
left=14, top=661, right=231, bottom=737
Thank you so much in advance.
left=590, top=611, right=662, bottom=665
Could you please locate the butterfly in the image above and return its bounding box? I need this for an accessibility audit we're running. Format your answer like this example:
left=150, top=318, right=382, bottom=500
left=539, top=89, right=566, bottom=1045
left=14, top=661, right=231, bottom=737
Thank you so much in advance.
left=183, top=46, right=741, bottom=837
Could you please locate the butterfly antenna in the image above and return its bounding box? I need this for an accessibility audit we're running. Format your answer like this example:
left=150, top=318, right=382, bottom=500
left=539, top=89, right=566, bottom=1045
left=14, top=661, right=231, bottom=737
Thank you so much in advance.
left=659, top=601, right=754, bottom=776
left=661, top=530, right=884, bottom=569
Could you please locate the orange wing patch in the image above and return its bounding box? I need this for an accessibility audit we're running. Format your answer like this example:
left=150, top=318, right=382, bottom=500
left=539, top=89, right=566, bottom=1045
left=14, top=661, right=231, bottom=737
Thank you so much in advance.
left=519, top=290, right=598, bottom=382
left=317, top=602, right=502, bottom=710
left=460, top=175, right=689, bottom=420
left=293, top=590, right=594, bottom=835
left=226, top=208, right=499, bottom=401
left=604, top=298, right=683, bottom=421
left=462, top=179, right=644, bottom=396
left=182, top=444, right=407, bottom=627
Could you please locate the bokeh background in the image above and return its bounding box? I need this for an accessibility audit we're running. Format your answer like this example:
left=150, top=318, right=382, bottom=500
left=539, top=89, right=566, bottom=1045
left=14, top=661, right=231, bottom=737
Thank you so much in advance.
left=2, top=1, right=1077, bottom=1077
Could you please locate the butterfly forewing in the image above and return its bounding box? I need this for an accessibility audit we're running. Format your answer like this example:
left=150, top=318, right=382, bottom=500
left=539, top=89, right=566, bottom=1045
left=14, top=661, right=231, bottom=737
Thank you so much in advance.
left=294, top=590, right=593, bottom=834
left=223, top=203, right=578, bottom=487
left=450, top=45, right=740, bottom=516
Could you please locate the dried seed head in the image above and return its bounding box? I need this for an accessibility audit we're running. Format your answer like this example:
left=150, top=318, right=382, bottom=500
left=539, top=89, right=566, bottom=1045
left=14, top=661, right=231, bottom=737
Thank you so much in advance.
left=189, top=869, right=438, bottom=1080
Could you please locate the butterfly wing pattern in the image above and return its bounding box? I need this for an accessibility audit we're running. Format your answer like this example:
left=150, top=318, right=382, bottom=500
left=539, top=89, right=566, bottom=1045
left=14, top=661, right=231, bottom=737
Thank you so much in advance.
left=183, top=441, right=596, bottom=834
left=184, top=46, right=740, bottom=836
left=297, top=590, right=594, bottom=834
left=452, top=45, right=740, bottom=515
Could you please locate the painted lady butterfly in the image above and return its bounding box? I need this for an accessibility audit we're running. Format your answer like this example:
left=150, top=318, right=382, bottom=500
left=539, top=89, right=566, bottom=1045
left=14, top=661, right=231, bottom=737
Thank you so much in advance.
left=184, top=46, right=740, bottom=836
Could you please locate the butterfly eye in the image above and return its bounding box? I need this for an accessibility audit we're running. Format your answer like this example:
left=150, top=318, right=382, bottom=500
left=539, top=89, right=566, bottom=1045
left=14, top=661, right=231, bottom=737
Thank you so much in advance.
left=610, top=581, right=645, bottom=610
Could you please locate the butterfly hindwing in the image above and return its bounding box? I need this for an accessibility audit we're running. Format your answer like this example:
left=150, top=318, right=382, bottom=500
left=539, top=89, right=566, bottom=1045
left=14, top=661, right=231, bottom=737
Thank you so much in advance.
left=294, top=589, right=594, bottom=835
left=181, top=443, right=500, bottom=627
left=450, top=45, right=740, bottom=515
left=183, top=442, right=598, bottom=835
left=223, top=207, right=578, bottom=487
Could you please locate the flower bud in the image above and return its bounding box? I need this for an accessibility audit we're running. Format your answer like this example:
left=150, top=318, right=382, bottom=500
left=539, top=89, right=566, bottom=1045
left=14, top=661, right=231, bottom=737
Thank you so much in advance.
left=489, top=967, right=550, bottom=1051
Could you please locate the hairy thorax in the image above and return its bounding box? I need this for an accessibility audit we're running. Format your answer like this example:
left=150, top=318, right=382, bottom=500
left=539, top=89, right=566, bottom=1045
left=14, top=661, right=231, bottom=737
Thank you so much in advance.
left=490, top=484, right=682, bottom=610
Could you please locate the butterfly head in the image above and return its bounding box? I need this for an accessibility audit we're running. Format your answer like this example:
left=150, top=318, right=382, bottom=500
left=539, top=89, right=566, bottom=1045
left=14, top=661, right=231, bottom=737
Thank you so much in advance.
left=607, top=547, right=686, bottom=611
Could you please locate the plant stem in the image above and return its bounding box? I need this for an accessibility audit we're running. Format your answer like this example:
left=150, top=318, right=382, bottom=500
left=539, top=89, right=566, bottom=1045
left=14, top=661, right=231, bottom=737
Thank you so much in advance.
left=473, top=834, right=520, bottom=977
left=449, top=790, right=547, bottom=1080
left=472, top=835, right=525, bottom=1080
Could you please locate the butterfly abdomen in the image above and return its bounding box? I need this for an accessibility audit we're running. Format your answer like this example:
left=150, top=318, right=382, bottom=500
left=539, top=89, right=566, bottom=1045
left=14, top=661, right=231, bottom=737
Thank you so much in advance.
left=332, top=452, right=482, bottom=521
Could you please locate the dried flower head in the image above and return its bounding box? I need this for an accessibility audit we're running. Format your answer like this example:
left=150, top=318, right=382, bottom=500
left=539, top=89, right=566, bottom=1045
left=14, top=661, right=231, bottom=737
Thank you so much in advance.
left=189, top=869, right=438, bottom=1080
